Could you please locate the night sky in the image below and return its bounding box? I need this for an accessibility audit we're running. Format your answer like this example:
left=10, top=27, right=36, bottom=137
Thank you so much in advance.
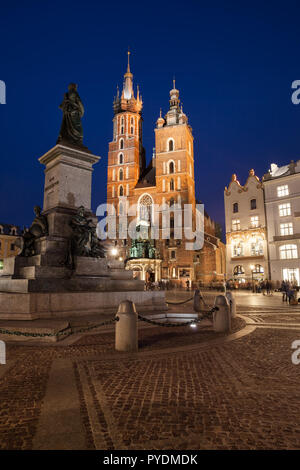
left=1, top=1, right=300, bottom=236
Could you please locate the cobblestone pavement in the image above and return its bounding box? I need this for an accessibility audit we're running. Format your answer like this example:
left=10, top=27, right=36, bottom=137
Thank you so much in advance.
left=0, top=292, right=300, bottom=450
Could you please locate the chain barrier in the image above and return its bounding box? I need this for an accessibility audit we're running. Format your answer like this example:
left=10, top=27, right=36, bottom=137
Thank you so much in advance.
left=0, top=317, right=118, bottom=339
left=138, top=306, right=218, bottom=328
left=166, top=296, right=194, bottom=305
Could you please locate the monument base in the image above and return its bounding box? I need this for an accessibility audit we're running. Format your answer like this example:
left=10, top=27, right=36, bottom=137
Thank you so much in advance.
left=0, top=290, right=166, bottom=321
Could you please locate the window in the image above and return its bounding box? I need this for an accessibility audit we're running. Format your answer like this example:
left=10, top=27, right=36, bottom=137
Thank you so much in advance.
left=280, top=223, right=293, bottom=236
left=169, top=161, right=175, bottom=173
left=119, top=153, right=124, bottom=165
left=168, top=139, right=174, bottom=151
left=119, top=185, right=124, bottom=197
left=138, top=194, right=153, bottom=224
left=119, top=168, right=124, bottom=181
left=280, top=244, right=298, bottom=259
left=232, top=242, right=244, bottom=257
left=250, top=199, right=256, bottom=210
left=130, top=117, right=134, bottom=134
left=119, top=139, right=124, bottom=150
left=233, top=202, right=238, bottom=213
left=279, top=203, right=291, bottom=217
left=171, top=250, right=176, bottom=259
left=232, top=219, right=240, bottom=231
left=10, top=243, right=15, bottom=251
left=277, top=185, right=289, bottom=197
left=233, top=265, right=244, bottom=275
left=250, top=237, right=263, bottom=256
left=120, top=117, right=124, bottom=134
left=282, top=268, right=299, bottom=285
left=170, top=179, right=174, bottom=191
left=253, top=264, right=264, bottom=274
left=250, top=216, right=259, bottom=228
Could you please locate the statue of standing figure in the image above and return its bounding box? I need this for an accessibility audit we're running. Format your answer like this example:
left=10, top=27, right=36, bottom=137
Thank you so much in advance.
left=57, top=83, right=84, bottom=148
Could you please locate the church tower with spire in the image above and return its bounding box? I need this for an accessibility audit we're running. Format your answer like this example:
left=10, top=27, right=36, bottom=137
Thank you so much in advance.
left=107, top=51, right=145, bottom=229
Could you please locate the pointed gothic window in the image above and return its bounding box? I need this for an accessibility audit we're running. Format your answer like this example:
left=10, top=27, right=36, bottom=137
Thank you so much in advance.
left=119, top=153, right=124, bottom=165
left=170, top=178, right=174, bottom=191
left=169, top=161, right=175, bottom=174
left=119, top=168, right=124, bottom=181
left=119, top=139, right=124, bottom=149
left=119, top=185, right=124, bottom=197
left=138, top=194, right=153, bottom=224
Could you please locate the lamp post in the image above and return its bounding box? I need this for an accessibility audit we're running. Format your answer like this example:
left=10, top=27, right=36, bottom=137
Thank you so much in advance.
left=250, top=264, right=255, bottom=292
left=111, top=247, right=118, bottom=260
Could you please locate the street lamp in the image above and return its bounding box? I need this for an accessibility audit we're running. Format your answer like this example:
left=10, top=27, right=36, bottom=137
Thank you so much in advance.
left=250, top=264, right=255, bottom=292
left=111, top=247, right=118, bottom=259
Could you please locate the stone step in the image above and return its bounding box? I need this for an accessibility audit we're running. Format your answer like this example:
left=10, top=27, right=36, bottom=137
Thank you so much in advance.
left=0, top=277, right=145, bottom=293
left=0, top=319, right=71, bottom=343
left=109, top=269, right=133, bottom=280
left=19, top=266, right=70, bottom=279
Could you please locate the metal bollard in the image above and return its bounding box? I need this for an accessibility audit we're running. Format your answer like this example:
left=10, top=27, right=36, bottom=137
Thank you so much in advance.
left=226, top=291, right=236, bottom=318
left=213, top=295, right=231, bottom=333
left=115, top=300, right=138, bottom=352
left=193, top=289, right=206, bottom=313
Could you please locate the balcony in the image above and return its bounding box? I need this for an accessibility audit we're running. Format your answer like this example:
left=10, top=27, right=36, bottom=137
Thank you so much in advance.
left=273, top=233, right=300, bottom=242
left=231, top=255, right=264, bottom=261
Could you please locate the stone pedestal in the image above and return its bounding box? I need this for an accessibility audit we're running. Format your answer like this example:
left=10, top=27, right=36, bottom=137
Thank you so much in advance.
left=0, top=144, right=167, bottom=323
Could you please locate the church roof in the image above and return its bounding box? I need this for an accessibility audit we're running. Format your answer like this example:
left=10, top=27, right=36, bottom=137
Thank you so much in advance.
left=135, top=163, right=156, bottom=188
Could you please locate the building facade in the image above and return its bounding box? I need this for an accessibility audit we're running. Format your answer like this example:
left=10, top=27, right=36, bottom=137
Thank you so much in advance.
left=263, top=160, right=300, bottom=286
left=224, top=170, right=269, bottom=283
left=0, top=224, right=22, bottom=269
left=106, top=55, right=225, bottom=287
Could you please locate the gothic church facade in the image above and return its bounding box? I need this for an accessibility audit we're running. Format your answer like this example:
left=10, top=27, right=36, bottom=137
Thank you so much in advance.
left=106, top=54, right=225, bottom=287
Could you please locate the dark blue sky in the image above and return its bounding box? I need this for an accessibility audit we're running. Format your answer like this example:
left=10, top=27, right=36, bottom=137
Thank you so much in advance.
left=1, top=0, right=300, bottom=234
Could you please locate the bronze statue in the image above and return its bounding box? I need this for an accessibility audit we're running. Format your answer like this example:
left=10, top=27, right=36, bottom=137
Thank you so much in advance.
left=19, top=206, right=48, bottom=257
left=57, top=83, right=84, bottom=147
left=67, top=206, right=105, bottom=268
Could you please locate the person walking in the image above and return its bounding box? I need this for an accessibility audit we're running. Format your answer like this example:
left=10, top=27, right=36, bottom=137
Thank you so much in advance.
left=281, top=280, right=288, bottom=302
